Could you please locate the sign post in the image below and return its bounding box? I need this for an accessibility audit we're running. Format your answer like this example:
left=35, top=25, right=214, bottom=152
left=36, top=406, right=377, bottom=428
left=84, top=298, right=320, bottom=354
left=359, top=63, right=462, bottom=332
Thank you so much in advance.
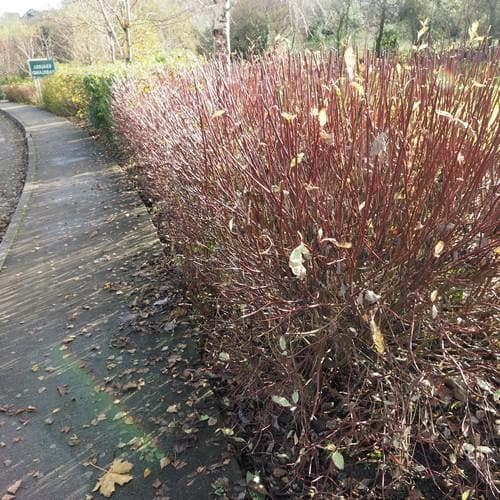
left=27, top=58, right=56, bottom=104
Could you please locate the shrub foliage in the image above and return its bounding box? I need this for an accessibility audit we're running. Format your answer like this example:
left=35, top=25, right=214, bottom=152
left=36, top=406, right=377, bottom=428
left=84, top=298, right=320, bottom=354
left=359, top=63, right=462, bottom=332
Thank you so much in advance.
left=41, top=66, right=120, bottom=131
left=1, top=81, right=37, bottom=104
left=112, top=49, right=499, bottom=496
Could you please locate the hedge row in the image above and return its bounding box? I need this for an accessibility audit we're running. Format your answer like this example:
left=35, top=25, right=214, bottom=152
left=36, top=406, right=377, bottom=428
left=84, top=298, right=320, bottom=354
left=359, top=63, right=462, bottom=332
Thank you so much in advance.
left=111, top=49, right=499, bottom=497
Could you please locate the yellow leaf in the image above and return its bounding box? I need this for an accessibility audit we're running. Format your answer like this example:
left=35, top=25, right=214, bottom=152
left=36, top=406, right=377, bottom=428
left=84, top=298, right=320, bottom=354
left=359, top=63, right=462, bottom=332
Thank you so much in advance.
left=370, top=317, right=385, bottom=355
left=344, top=46, right=356, bottom=81
left=488, top=105, right=498, bottom=130
left=290, top=152, right=305, bottom=168
left=462, top=490, right=471, bottom=500
left=430, top=290, right=438, bottom=302
left=93, top=459, right=134, bottom=497
left=211, top=109, right=226, bottom=119
left=281, top=112, right=297, bottom=122
left=351, top=81, right=364, bottom=96
left=434, top=241, right=445, bottom=258
left=318, top=108, right=328, bottom=127
left=143, top=468, right=151, bottom=479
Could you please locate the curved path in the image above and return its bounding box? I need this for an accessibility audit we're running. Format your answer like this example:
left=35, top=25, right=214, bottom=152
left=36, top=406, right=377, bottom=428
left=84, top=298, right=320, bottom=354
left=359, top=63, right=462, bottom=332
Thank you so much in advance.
left=0, top=104, right=241, bottom=500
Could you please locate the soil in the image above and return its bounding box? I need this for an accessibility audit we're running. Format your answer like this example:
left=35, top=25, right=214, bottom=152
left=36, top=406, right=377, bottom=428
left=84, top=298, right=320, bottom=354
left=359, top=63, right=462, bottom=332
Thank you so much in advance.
left=0, top=111, right=26, bottom=243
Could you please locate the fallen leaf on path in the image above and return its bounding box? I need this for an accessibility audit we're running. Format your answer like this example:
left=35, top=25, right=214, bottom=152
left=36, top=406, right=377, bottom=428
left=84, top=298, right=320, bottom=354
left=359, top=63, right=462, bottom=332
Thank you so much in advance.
left=7, top=480, right=22, bottom=494
left=172, top=460, right=187, bottom=470
left=122, top=381, right=139, bottom=392
left=1, top=479, right=22, bottom=500
left=67, top=434, right=80, bottom=447
left=57, top=386, right=69, bottom=397
left=93, top=459, right=134, bottom=497
left=143, top=468, right=151, bottom=478
left=166, top=404, right=178, bottom=413
left=0, top=405, right=36, bottom=416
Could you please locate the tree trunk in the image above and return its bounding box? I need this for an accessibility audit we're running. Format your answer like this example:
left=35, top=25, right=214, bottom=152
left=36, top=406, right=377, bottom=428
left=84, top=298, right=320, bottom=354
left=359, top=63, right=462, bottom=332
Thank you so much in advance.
left=108, top=31, right=116, bottom=63
left=96, top=0, right=124, bottom=61
left=213, top=0, right=231, bottom=60
left=335, top=1, right=352, bottom=49
left=123, top=0, right=133, bottom=63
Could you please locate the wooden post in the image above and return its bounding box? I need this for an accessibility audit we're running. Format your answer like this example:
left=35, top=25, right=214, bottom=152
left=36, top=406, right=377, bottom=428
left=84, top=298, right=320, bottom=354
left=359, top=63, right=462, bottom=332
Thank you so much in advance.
left=33, top=78, right=42, bottom=105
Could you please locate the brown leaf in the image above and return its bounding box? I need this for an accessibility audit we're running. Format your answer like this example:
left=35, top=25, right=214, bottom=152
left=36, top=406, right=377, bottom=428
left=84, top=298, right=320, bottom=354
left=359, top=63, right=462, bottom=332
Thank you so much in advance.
left=57, top=386, right=69, bottom=397
left=122, top=382, right=139, bottom=392
left=272, top=467, right=287, bottom=478
left=7, top=480, right=22, bottom=495
left=67, top=434, right=80, bottom=447
left=172, top=460, right=187, bottom=470
left=93, top=459, right=134, bottom=497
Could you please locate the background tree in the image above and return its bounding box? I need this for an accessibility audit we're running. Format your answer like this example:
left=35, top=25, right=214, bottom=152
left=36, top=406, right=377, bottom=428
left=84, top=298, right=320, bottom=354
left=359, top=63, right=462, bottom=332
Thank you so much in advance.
left=212, top=0, right=231, bottom=58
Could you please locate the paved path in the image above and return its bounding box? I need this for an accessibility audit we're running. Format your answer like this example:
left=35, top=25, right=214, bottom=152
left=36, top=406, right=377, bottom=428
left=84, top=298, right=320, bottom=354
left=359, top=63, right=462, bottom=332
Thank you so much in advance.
left=0, top=111, right=25, bottom=243
left=0, top=104, right=241, bottom=500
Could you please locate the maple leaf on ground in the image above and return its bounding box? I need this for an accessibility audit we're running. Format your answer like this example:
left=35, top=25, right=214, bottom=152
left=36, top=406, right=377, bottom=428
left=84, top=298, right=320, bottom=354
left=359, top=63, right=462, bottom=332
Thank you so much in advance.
left=93, top=459, right=134, bottom=497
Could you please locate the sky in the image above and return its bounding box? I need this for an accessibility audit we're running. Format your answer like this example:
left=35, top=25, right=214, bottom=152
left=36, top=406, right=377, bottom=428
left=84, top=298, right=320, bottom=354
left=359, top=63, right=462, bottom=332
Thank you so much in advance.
left=0, top=0, right=62, bottom=16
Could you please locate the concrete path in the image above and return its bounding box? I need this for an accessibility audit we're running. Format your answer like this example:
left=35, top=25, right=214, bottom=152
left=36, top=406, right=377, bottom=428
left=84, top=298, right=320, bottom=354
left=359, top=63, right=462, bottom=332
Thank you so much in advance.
left=0, top=104, right=242, bottom=500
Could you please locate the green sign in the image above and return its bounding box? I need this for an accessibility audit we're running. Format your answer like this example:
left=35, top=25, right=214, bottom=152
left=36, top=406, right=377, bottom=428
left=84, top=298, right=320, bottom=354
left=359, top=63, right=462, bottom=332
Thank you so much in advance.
left=28, top=59, right=56, bottom=78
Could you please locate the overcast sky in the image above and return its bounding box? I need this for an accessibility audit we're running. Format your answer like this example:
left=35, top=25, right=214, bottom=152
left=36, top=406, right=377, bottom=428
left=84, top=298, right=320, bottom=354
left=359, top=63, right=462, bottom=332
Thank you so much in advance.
left=0, top=0, right=62, bottom=16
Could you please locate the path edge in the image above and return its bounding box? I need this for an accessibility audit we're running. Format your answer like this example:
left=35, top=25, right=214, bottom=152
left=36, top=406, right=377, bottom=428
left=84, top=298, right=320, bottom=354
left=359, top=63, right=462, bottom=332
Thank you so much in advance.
left=0, top=105, right=37, bottom=272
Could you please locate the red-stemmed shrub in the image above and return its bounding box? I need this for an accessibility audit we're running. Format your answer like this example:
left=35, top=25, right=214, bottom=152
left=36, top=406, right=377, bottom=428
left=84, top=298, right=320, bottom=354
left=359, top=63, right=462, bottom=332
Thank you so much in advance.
left=112, top=49, right=499, bottom=496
